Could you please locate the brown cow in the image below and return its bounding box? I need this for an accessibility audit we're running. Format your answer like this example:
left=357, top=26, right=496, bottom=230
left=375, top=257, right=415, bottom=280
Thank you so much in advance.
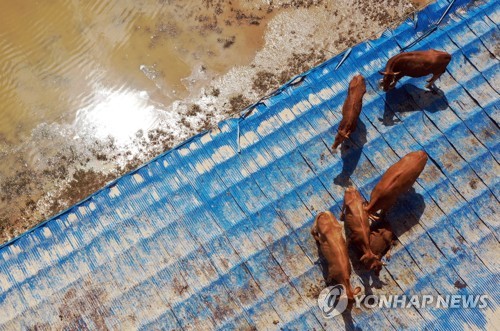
left=379, top=49, right=452, bottom=91
left=311, top=211, right=361, bottom=300
left=342, top=187, right=383, bottom=274
left=370, top=221, right=394, bottom=276
left=332, top=75, right=366, bottom=149
left=365, top=150, right=428, bottom=220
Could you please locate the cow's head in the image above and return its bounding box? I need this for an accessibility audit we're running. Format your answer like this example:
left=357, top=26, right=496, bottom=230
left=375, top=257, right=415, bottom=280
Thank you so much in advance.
left=379, top=71, right=401, bottom=91
left=361, top=253, right=384, bottom=275
left=370, top=259, right=385, bottom=276
left=343, top=186, right=364, bottom=211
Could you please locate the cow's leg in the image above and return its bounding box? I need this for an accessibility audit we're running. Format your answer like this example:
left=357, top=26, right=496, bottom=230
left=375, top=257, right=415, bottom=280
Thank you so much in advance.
left=393, top=73, right=404, bottom=87
left=385, top=243, right=393, bottom=260
left=425, top=71, right=444, bottom=89
left=340, top=201, right=346, bottom=220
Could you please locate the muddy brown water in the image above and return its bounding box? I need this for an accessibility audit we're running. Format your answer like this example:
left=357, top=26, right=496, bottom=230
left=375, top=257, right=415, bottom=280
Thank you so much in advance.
left=0, top=0, right=429, bottom=243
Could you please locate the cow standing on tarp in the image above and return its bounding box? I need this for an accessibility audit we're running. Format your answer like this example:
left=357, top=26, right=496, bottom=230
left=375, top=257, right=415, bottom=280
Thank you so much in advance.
left=332, top=74, right=366, bottom=150
left=380, top=49, right=451, bottom=91
left=311, top=211, right=361, bottom=300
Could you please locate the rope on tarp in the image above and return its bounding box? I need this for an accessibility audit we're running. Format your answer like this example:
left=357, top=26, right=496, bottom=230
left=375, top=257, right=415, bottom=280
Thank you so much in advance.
left=335, top=48, right=352, bottom=70
left=412, top=12, right=419, bottom=29
left=401, top=0, right=457, bottom=51
left=436, top=0, right=457, bottom=25
left=236, top=106, right=256, bottom=153
left=400, top=25, right=438, bottom=51
left=236, top=74, right=306, bottom=153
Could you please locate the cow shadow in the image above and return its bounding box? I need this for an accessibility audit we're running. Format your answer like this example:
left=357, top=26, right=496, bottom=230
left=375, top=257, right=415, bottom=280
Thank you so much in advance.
left=341, top=307, right=361, bottom=331
left=380, top=83, right=449, bottom=126
left=385, top=187, right=426, bottom=238
left=348, top=242, right=387, bottom=300
left=334, top=119, right=368, bottom=187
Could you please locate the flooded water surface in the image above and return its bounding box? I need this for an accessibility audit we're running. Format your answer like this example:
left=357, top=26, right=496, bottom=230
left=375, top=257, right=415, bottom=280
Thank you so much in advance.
left=0, top=0, right=426, bottom=243
left=0, top=0, right=272, bottom=143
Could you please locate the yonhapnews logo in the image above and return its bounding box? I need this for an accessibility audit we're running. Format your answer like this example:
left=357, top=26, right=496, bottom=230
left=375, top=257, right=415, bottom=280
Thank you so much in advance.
left=318, top=289, right=490, bottom=318
left=317, top=285, right=349, bottom=318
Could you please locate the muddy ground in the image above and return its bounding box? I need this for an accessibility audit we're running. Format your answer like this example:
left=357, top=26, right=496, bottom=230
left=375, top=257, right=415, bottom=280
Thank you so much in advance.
left=0, top=0, right=431, bottom=244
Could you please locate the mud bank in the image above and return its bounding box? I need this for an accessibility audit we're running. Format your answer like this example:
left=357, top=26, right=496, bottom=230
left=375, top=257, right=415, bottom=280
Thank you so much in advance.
left=0, top=0, right=430, bottom=244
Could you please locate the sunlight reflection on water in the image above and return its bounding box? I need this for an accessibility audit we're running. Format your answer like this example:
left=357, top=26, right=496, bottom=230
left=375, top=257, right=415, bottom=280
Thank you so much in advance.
left=74, top=88, right=160, bottom=145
